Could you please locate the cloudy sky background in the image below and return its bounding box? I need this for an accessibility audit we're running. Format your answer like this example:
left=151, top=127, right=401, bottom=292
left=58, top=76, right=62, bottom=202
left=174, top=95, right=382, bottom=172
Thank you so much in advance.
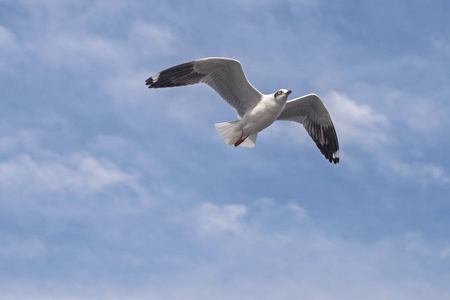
left=1, top=0, right=450, bottom=299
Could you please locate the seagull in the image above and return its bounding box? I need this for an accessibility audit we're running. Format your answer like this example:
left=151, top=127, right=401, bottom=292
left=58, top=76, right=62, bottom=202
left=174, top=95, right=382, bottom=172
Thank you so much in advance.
left=145, top=57, right=339, bottom=164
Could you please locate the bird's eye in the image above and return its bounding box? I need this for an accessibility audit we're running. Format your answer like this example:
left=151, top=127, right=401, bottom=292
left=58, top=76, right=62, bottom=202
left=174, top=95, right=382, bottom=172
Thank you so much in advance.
left=276, top=90, right=282, bottom=96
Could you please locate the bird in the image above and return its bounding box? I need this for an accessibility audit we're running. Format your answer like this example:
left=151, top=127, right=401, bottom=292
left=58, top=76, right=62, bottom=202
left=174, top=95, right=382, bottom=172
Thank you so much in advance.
left=145, top=57, right=339, bottom=164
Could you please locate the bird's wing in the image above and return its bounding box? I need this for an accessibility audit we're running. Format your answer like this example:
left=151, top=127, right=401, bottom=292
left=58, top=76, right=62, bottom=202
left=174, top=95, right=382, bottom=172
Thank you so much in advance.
left=277, top=94, right=340, bottom=164
left=146, top=57, right=263, bottom=118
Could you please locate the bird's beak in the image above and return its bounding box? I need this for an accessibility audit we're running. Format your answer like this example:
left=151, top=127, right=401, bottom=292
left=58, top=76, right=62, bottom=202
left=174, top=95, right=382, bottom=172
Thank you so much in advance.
left=286, top=90, right=292, bottom=95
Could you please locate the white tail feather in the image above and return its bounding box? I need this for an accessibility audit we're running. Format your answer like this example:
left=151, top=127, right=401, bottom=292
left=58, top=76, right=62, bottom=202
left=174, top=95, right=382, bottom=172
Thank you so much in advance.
left=214, top=121, right=257, bottom=148
left=238, top=133, right=257, bottom=148
left=214, top=120, right=258, bottom=148
left=215, top=121, right=240, bottom=145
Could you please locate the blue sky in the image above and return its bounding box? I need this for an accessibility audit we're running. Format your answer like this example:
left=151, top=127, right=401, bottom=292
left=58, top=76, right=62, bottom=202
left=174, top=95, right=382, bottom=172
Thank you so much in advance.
left=1, top=0, right=450, bottom=299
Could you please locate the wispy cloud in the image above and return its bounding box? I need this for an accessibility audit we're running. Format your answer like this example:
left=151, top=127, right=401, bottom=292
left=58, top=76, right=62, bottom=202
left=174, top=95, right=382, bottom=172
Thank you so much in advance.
left=326, top=91, right=389, bottom=148
left=9, top=1, right=180, bottom=75
left=383, top=160, right=450, bottom=185
left=191, top=202, right=248, bottom=237
left=3, top=200, right=449, bottom=300
left=0, top=154, right=136, bottom=194
left=383, top=90, right=448, bottom=133
left=0, top=131, right=151, bottom=215
left=0, top=24, right=15, bottom=49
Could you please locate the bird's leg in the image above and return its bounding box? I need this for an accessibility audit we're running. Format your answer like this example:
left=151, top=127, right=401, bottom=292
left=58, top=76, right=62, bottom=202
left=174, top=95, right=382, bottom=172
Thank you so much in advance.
left=234, top=131, right=248, bottom=147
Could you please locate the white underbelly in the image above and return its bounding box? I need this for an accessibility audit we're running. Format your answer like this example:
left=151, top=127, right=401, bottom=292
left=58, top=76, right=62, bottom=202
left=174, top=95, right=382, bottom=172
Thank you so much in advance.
left=240, top=100, right=285, bottom=135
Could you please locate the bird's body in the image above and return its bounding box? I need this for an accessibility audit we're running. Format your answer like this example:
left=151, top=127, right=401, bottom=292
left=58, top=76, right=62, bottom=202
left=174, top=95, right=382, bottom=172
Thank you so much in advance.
left=215, top=91, right=289, bottom=147
left=146, top=57, right=340, bottom=163
left=242, top=93, right=287, bottom=134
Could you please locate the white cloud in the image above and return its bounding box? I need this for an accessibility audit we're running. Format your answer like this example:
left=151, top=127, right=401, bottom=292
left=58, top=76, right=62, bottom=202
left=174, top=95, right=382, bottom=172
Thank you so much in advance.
left=0, top=131, right=151, bottom=215
left=384, top=90, right=447, bottom=133
left=384, top=160, right=450, bottom=185
left=287, top=203, right=308, bottom=218
left=12, top=1, right=180, bottom=73
left=4, top=212, right=449, bottom=300
left=1, top=195, right=449, bottom=300
left=326, top=91, right=389, bottom=148
left=403, top=98, right=447, bottom=133
left=0, top=130, right=40, bottom=154
left=25, top=31, right=128, bottom=70
left=11, top=1, right=123, bottom=69
left=102, top=68, right=154, bottom=106
left=422, top=165, right=450, bottom=183
left=0, top=153, right=135, bottom=194
left=292, top=91, right=450, bottom=185
left=250, top=197, right=309, bottom=223
left=191, top=202, right=248, bottom=237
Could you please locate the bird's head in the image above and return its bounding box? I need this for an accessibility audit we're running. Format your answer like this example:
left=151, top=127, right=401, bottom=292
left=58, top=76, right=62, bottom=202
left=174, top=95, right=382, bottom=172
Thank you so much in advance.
left=274, top=89, right=292, bottom=102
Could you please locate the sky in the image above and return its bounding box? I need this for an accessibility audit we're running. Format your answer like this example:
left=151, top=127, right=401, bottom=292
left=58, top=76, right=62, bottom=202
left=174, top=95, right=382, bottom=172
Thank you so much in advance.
left=1, top=0, right=450, bottom=299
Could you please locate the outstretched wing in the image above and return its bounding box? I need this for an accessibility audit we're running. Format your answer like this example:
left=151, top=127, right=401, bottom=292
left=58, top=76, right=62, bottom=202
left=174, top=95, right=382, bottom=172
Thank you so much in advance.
left=146, top=57, right=263, bottom=118
left=277, top=94, right=340, bottom=164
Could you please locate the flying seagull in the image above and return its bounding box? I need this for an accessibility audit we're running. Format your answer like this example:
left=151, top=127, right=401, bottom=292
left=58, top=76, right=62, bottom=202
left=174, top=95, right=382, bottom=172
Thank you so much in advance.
left=145, top=57, right=339, bottom=164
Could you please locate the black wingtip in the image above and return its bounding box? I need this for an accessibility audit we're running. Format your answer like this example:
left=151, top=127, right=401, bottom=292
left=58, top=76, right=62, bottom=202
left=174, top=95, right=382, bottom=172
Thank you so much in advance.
left=145, top=77, right=153, bottom=87
left=145, top=61, right=200, bottom=90
left=327, top=157, right=338, bottom=164
left=327, top=150, right=339, bottom=164
left=318, top=125, right=339, bottom=165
